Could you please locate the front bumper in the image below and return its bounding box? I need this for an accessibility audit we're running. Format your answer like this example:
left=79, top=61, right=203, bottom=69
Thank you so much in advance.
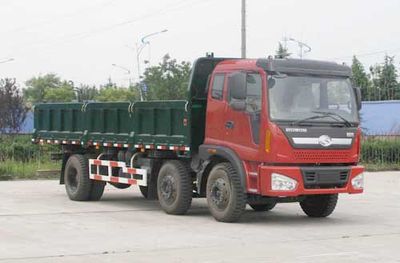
left=257, top=165, right=364, bottom=197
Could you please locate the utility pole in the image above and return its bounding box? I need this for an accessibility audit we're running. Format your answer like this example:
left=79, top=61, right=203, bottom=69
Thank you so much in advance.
left=241, top=0, right=246, bottom=58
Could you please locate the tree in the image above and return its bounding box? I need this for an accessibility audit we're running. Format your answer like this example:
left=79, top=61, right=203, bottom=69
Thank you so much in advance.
left=351, top=56, right=371, bottom=100
left=43, top=82, right=75, bottom=102
left=75, top=84, right=98, bottom=102
left=24, top=74, right=75, bottom=103
left=142, top=54, right=191, bottom=100
left=379, top=55, right=398, bottom=100
left=275, top=43, right=291, bottom=59
left=95, top=86, right=138, bottom=102
left=369, top=55, right=398, bottom=100
left=0, top=79, right=28, bottom=133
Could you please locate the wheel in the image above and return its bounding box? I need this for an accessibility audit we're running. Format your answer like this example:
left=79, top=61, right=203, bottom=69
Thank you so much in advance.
left=109, top=168, right=131, bottom=189
left=249, top=202, right=276, bottom=212
left=109, top=182, right=131, bottom=189
left=84, top=154, right=106, bottom=200
left=206, top=162, right=246, bottom=222
left=157, top=160, right=192, bottom=215
left=300, top=194, right=338, bottom=218
left=139, top=186, right=148, bottom=198
left=90, top=181, right=106, bottom=201
left=64, top=154, right=105, bottom=201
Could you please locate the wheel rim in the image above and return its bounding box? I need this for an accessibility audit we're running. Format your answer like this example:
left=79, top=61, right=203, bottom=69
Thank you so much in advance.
left=67, top=167, right=78, bottom=192
left=160, top=174, right=177, bottom=205
left=210, top=177, right=230, bottom=210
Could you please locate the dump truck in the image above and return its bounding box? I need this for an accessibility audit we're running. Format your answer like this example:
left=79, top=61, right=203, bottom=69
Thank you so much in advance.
left=33, top=56, right=364, bottom=222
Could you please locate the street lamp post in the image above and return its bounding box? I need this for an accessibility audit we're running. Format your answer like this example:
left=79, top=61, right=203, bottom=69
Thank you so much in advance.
left=111, top=63, right=131, bottom=75
left=136, top=29, right=168, bottom=100
left=111, top=63, right=141, bottom=101
left=288, top=38, right=312, bottom=59
left=0, top=58, right=14, bottom=64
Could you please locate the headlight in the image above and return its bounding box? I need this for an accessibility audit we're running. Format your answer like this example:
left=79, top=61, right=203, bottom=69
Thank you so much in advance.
left=271, top=173, right=297, bottom=191
left=351, top=173, right=364, bottom=189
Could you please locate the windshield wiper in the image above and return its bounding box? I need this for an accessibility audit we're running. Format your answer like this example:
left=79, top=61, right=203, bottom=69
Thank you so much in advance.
left=292, top=114, right=338, bottom=126
left=312, top=111, right=352, bottom=127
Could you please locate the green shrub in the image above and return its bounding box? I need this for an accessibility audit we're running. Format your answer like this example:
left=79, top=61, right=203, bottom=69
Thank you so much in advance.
left=361, top=137, right=400, bottom=166
left=0, top=135, right=56, bottom=162
left=0, top=135, right=59, bottom=180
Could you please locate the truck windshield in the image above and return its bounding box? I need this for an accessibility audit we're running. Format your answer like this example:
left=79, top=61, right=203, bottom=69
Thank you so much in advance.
left=268, top=74, right=359, bottom=125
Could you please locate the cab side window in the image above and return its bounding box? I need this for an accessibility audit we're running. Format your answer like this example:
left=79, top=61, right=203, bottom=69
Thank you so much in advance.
left=245, top=73, right=262, bottom=113
left=211, top=74, right=225, bottom=100
left=227, top=73, right=262, bottom=112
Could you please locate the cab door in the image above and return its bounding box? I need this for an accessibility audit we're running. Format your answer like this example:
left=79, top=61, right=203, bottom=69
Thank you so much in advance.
left=204, top=73, right=228, bottom=144
left=223, top=72, right=263, bottom=160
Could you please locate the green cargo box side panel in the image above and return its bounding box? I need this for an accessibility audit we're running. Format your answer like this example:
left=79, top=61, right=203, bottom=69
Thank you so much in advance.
left=33, top=101, right=191, bottom=151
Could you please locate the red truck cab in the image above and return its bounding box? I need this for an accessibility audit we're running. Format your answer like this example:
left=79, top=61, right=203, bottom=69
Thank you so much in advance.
left=197, top=56, right=364, bottom=220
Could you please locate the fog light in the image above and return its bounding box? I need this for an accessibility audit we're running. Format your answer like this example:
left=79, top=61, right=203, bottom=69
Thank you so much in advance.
left=351, top=173, right=364, bottom=189
left=271, top=173, right=297, bottom=191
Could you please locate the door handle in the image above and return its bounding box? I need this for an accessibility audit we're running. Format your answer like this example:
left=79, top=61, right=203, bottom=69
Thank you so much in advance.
left=225, top=121, right=234, bottom=129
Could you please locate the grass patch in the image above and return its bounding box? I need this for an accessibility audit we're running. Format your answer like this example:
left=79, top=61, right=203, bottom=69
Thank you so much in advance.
left=0, top=134, right=61, bottom=180
left=363, top=162, right=400, bottom=172
left=0, top=160, right=60, bottom=180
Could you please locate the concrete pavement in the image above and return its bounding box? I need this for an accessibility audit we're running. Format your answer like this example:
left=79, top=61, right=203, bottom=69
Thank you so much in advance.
left=0, top=172, right=399, bottom=262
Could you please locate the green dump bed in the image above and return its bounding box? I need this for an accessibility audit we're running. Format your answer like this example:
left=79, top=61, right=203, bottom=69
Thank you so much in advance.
left=33, top=101, right=192, bottom=154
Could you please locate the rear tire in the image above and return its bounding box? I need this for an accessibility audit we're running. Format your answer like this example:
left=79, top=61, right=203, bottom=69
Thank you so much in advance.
left=300, top=194, right=338, bottom=218
left=89, top=181, right=106, bottom=201
left=249, top=202, right=276, bottom=212
left=109, top=182, right=131, bottom=189
left=157, top=160, right=192, bottom=215
left=206, top=162, right=246, bottom=222
left=139, top=186, right=148, bottom=198
left=64, top=154, right=105, bottom=201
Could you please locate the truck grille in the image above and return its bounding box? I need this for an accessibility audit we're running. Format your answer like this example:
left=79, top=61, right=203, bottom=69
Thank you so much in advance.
left=301, top=168, right=349, bottom=189
left=294, top=150, right=350, bottom=162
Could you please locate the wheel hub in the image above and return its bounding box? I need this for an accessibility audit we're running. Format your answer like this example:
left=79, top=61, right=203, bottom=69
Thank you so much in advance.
left=210, top=178, right=230, bottom=210
left=160, top=174, right=176, bottom=204
left=67, top=167, right=78, bottom=192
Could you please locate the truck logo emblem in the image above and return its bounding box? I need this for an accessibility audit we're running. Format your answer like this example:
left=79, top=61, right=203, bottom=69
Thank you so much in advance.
left=318, top=135, right=332, bottom=147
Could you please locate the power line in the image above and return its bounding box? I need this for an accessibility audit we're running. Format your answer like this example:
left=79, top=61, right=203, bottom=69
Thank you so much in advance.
left=329, top=47, right=400, bottom=61
left=1, top=0, right=117, bottom=35
left=4, top=0, right=208, bottom=57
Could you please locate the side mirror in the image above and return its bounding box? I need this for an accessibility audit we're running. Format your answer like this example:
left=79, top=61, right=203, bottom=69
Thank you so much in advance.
left=354, top=87, right=362, bottom=110
left=230, top=100, right=246, bottom=111
left=228, top=72, right=247, bottom=100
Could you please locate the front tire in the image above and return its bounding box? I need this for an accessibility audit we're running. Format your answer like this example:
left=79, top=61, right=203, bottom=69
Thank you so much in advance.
left=64, top=154, right=105, bottom=201
left=249, top=202, right=276, bottom=212
left=157, top=160, right=192, bottom=215
left=300, top=194, right=338, bottom=218
left=206, top=162, right=246, bottom=222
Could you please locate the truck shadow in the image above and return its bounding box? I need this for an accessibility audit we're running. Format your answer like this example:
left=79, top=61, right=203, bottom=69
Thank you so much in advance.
left=99, top=193, right=357, bottom=226
left=99, top=194, right=160, bottom=211
left=190, top=205, right=354, bottom=225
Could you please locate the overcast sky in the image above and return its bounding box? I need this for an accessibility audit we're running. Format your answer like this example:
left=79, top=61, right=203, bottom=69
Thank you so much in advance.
left=0, top=0, right=399, bottom=87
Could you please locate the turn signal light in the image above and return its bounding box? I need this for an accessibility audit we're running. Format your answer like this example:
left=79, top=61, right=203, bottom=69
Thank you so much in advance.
left=265, top=129, right=271, bottom=153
